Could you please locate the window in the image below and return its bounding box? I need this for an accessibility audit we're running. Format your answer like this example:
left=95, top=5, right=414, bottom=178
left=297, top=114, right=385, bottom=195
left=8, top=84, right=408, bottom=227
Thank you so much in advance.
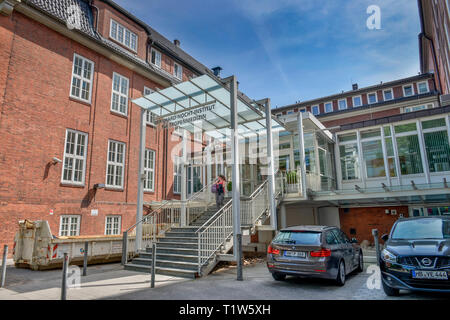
left=287, top=110, right=294, bottom=115
left=383, top=89, right=393, bottom=101
left=338, top=133, right=360, bottom=180
left=106, top=140, right=126, bottom=188
left=367, top=92, right=377, bottom=104
left=59, top=215, right=80, bottom=236
left=417, top=81, right=429, bottom=94
left=143, top=87, right=157, bottom=126
left=383, top=126, right=397, bottom=177
left=326, top=231, right=339, bottom=245
left=174, top=62, right=182, bottom=80
left=70, top=54, right=94, bottom=103
left=338, top=99, right=347, bottom=110
left=360, top=128, right=385, bottom=178
left=173, top=157, right=182, bottom=194
left=311, top=105, right=320, bottom=115
left=394, top=123, right=423, bottom=175
left=151, top=48, right=162, bottom=68
left=144, top=149, right=155, bottom=192
left=105, top=216, right=121, bottom=235
left=324, top=102, right=333, bottom=113
left=62, top=129, right=88, bottom=185
left=110, top=19, right=138, bottom=51
left=353, top=96, right=362, bottom=107
left=111, top=73, right=129, bottom=116
left=299, top=108, right=306, bottom=113
left=422, top=118, right=450, bottom=173
left=403, top=84, right=414, bottom=97
left=403, top=104, right=433, bottom=113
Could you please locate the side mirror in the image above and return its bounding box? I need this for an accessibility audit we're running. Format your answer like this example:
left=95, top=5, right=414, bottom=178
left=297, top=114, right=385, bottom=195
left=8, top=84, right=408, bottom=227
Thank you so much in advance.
left=381, top=234, right=389, bottom=242
left=351, top=238, right=358, bottom=244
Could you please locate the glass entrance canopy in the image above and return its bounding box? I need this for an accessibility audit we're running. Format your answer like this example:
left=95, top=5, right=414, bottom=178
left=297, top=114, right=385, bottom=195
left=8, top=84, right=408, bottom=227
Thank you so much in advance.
left=132, top=74, right=286, bottom=140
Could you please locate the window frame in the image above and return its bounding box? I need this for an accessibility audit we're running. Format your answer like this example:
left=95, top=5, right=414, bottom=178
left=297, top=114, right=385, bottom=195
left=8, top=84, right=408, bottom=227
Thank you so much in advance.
left=324, top=101, right=333, bottom=113
left=105, top=215, right=122, bottom=236
left=111, top=72, right=129, bottom=116
left=69, top=53, right=94, bottom=103
left=338, top=99, right=347, bottom=111
left=173, top=156, right=182, bottom=194
left=61, top=129, right=88, bottom=186
left=311, top=105, right=320, bottom=115
left=337, top=133, right=360, bottom=181
left=352, top=95, right=362, bottom=108
left=367, top=92, right=378, bottom=104
left=402, top=84, right=415, bottom=97
left=143, top=87, right=157, bottom=126
left=174, top=62, right=183, bottom=80
left=59, top=215, right=81, bottom=237
left=417, top=81, right=430, bottom=94
left=109, top=19, right=138, bottom=52
left=105, top=140, right=126, bottom=189
left=143, top=149, right=156, bottom=192
left=383, top=88, right=394, bottom=101
left=150, top=48, right=162, bottom=68
left=360, top=128, right=385, bottom=179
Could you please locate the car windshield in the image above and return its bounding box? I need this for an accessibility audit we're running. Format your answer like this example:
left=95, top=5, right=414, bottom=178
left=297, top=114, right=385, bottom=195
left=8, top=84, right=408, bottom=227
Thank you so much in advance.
left=273, top=231, right=321, bottom=245
left=391, top=219, right=450, bottom=240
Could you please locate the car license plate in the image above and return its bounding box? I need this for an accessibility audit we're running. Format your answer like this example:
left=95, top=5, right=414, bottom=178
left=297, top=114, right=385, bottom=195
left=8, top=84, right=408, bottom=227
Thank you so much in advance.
left=412, top=270, right=448, bottom=280
left=284, top=251, right=306, bottom=258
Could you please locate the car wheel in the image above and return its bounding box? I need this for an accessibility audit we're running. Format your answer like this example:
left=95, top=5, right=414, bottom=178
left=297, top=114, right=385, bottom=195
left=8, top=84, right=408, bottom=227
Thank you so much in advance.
left=272, top=272, right=286, bottom=281
left=356, top=251, right=364, bottom=273
left=382, top=280, right=400, bottom=296
left=336, top=261, right=346, bottom=286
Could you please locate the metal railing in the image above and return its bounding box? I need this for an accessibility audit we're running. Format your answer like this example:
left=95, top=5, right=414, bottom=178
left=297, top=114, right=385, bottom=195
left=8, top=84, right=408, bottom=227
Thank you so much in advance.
left=195, top=178, right=273, bottom=274
left=122, top=200, right=181, bottom=264
left=283, top=168, right=303, bottom=194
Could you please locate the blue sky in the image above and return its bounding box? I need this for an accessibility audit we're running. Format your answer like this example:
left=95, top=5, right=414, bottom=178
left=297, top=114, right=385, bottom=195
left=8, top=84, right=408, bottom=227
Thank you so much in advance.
left=114, top=0, right=421, bottom=109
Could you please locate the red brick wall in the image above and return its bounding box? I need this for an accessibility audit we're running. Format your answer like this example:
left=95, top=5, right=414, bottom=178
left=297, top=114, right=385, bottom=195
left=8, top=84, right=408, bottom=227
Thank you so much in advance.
left=339, top=206, right=409, bottom=245
left=0, top=11, right=183, bottom=253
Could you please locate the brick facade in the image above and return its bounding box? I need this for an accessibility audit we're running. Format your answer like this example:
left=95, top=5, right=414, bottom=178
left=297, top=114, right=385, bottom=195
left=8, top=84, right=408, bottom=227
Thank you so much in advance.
left=339, top=206, right=409, bottom=245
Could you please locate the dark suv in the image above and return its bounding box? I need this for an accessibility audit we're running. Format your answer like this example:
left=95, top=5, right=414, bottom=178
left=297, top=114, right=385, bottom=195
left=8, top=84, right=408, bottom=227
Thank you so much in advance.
left=380, top=216, right=450, bottom=296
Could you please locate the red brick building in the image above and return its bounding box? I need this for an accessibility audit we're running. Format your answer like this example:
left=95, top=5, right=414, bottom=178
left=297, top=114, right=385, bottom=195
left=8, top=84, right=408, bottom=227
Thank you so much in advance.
left=0, top=0, right=215, bottom=251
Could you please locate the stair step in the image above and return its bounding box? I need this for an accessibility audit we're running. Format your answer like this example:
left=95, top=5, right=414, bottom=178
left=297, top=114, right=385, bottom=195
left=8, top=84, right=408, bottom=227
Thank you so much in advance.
left=133, top=258, right=199, bottom=271
left=138, top=252, right=198, bottom=263
left=156, top=241, right=198, bottom=249
left=159, top=237, right=198, bottom=243
left=144, top=247, right=198, bottom=256
left=124, top=263, right=197, bottom=279
left=164, top=232, right=198, bottom=238
left=170, top=227, right=200, bottom=232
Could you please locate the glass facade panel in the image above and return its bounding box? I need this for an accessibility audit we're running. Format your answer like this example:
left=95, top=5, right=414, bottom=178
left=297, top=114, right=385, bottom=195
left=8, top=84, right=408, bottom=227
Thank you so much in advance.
left=422, top=118, right=446, bottom=130
left=396, top=135, right=423, bottom=175
left=394, top=123, right=417, bottom=134
left=424, top=130, right=450, bottom=172
left=339, top=143, right=359, bottom=180
left=361, top=128, right=381, bottom=139
left=338, top=133, right=357, bottom=143
left=362, top=140, right=385, bottom=178
left=385, top=138, right=397, bottom=177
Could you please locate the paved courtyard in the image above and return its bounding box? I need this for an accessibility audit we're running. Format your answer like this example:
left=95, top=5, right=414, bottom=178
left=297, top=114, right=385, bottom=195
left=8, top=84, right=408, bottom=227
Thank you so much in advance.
left=0, top=261, right=448, bottom=300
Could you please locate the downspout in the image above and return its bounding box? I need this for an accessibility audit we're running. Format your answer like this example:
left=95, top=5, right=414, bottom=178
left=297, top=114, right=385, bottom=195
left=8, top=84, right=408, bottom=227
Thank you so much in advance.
left=417, top=0, right=443, bottom=94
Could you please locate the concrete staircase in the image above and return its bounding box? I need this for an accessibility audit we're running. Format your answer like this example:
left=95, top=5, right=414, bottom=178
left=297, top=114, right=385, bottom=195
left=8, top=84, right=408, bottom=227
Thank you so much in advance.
left=124, top=202, right=230, bottom=279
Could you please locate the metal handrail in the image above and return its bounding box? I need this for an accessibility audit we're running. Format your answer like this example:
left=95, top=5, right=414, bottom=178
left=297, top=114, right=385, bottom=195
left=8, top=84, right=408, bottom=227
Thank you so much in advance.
left=124, top=200, right=172, bottom=234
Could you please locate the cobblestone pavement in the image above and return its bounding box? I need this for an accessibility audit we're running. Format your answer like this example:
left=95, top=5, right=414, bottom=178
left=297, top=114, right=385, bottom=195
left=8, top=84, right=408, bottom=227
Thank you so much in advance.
left=0, top=262, right=448, bottom=300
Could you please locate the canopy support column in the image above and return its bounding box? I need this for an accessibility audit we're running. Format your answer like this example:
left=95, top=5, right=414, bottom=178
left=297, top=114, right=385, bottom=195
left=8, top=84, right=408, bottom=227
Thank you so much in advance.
left=230, top=76, right=243, bottom=281
left=181, top=130, right=187, bottom=226
left=297, top=113, right=307, bottom=199
left=263, top=98, right=277, bottom=231
left=136, top=108, right=146, bottom=251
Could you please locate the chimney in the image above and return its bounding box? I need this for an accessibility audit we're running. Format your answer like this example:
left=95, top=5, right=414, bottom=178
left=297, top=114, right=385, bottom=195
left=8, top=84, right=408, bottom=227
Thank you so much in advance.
left=352, top=83, right=358, bottom=90
left=212, top=66, right=223, bottom=77
left=173, top=39, right=180, bottom=47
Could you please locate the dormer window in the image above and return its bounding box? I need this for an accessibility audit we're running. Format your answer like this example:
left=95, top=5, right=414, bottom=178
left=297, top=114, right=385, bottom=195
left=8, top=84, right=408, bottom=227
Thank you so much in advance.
left=151, top=48, right=162, bottom=68
left=110, top=19, right=138, bottom=52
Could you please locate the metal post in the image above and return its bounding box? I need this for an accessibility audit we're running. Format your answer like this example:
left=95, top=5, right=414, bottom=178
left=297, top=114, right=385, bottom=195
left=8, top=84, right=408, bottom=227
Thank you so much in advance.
left=82, top=241, right=88, bottom=276
left=264, top=98, right=277, bottom=231
left=297, top=113, right=307, bottom=198
left=61, top=253, right=68, bottom=300
left=181, top=131, right=187, bottom=227
left=136, top=107, right=147, bottom=251
left=122, top=231, right=128, bottom=265
left=151, top=242, right=156, bottom=288
left=230, top=76, right=243, bottom=281
left=372, top=229, right=380, bottom=266
left=1, top=245, right=8, bottom=288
